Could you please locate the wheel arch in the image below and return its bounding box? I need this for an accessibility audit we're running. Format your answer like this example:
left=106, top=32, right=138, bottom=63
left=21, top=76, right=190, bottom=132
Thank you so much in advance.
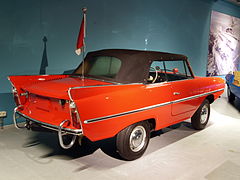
left=117, top=118, right=157, bottom=134
left=206, top=94, right=214, bottom=104
left=114, top=118, right=157, bottom=138
left=146, top=118, right=156, bottom=131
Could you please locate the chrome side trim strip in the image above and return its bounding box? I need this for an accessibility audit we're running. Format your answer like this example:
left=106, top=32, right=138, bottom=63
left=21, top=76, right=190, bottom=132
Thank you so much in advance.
left=172, top=88, right=224, bottom=104
left=85, top=101, right=172, bottom=124
left=81, top=76, right=121, bottom=85
left=69, top=75, right=120, bottom=85
left=84, top=88, right=224, bottom=124
left=70, top=83, right=143, bottom=90
left=16, top=111, right=82, bottom=135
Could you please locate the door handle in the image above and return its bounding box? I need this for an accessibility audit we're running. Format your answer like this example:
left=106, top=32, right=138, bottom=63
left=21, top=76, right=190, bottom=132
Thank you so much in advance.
left=173, top=92, right=180, bottom=95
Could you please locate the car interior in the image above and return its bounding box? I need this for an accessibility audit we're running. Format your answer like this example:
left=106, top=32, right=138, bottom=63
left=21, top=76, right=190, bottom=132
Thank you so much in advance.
left=148, top=60, right=193, bottom=83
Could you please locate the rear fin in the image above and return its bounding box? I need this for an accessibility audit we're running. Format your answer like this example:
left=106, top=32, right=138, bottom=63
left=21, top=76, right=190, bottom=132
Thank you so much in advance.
left=8, top=75, right=69, bottom=89
left=8, top=75, right=69, bottom=105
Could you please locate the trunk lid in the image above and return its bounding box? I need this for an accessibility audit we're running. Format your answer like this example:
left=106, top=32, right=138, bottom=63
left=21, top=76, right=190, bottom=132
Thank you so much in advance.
left=24, top=77, right=112, bottom=99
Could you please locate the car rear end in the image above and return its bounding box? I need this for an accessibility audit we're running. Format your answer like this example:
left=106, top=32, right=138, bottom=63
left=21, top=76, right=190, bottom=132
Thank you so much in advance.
left=8, top=75, right=111, bottom=149
left=14, top=93, right=82, bottom=134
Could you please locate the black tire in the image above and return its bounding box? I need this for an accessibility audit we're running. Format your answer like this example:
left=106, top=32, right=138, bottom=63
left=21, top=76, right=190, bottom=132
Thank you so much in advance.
left=227, top=86, right=235, bottom=102
left=191, top=99, right=210, bottom=130
left=116, top=121, right=150, bottom=161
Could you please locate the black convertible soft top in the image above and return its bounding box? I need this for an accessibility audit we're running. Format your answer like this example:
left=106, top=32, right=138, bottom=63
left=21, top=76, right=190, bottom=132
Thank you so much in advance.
left=74, top=49, right=192, bottom=84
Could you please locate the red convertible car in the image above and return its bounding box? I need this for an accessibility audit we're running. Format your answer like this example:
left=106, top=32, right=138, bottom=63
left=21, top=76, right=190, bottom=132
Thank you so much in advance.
left=9, top=49, right=224, bottom=160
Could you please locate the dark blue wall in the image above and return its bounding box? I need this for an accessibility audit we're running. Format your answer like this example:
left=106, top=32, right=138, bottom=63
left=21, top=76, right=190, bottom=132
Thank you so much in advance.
left=1, top=0, right=240, bottom=125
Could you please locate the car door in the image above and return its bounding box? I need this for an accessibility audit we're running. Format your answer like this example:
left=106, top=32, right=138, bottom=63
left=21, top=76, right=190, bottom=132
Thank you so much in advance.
left=163, top=60, right=200, bottom=122
left=170, top=79, right=200, bottom=121
left=147, top=61, right=173, bottom=128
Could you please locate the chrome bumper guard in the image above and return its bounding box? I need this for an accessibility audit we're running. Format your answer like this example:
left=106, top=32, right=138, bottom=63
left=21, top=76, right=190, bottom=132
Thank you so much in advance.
left=58, top=120, right=78, bottom=149
left=13, top=106, right=82, bottom=149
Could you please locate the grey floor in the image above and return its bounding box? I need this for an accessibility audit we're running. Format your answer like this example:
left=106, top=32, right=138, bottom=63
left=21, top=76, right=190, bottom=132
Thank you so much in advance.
left=0, top=88, right=240, bottom=180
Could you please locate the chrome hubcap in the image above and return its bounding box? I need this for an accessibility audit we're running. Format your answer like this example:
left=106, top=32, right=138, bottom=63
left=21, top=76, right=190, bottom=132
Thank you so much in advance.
left=200, top=104, right=208, bottom=124
left=129, top=126, right=146, bottom=152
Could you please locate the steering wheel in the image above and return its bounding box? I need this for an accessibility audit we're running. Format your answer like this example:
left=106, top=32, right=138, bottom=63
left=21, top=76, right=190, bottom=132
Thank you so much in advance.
left=149, top=67, right=158, bottom=83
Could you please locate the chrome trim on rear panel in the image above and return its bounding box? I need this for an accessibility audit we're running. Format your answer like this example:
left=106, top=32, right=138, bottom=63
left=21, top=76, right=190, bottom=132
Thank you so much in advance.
left=67, top=88, right=74, bottom=101
left=67, top=88, right=84, bottom=134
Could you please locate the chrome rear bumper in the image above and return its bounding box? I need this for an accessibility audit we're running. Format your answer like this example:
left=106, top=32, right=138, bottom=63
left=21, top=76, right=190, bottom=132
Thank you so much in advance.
left=14, top=110, right=82, bottom=135
left=13, top=106, right=83, bottom=149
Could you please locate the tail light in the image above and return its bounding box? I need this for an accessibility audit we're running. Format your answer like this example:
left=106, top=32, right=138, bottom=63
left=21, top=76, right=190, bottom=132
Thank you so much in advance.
left=12, top=87, right=20, bottom=106
left=69, top=101, right=81, bottom=129
left=12, top=87, right=28, bottom=106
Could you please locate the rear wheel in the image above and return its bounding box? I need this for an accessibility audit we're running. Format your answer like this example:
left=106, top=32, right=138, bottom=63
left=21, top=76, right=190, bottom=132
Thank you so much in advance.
left=116, top=121, right=150, bottom=161
left=227, top=86, right=235, bottom=102
left=191, top=99, right=210, bottom=130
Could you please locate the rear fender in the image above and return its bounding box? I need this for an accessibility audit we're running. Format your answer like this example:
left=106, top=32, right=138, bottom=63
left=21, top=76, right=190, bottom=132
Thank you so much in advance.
left=68, top=83, right=172, bottom=141
left=83, top=112, right=159, bottom=142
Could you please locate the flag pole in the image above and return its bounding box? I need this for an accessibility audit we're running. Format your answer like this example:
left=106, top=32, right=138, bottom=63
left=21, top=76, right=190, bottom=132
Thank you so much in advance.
left=81, top=7, right=87, bottom=80
left=75, top=7, right=87, bottom=80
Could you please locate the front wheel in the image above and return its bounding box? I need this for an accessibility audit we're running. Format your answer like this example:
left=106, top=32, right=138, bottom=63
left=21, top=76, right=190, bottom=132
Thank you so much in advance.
left=116, top=121, right=150, bottom=161
left=191, top=99, right=210, bottom=130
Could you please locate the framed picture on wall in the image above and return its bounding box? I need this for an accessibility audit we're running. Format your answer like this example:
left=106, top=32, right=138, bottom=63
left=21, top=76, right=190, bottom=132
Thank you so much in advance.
left=207, top=11, right=240, bottom=76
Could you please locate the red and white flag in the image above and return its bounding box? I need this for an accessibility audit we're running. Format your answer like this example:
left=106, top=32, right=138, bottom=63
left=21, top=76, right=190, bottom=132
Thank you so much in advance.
left=75, top=8, right=87, bottom=55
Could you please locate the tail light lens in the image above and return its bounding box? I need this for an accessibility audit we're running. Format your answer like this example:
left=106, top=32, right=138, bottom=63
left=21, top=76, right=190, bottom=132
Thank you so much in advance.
left=69, top=101, right=81, bottom=129
left=12, top=87, right=28, bottom=106
left=12, top=87, right=20, bottom=106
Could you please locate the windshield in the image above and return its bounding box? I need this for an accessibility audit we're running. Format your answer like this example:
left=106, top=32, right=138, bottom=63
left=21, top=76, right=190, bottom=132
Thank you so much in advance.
left=74, top=56, right=122, bottom=79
